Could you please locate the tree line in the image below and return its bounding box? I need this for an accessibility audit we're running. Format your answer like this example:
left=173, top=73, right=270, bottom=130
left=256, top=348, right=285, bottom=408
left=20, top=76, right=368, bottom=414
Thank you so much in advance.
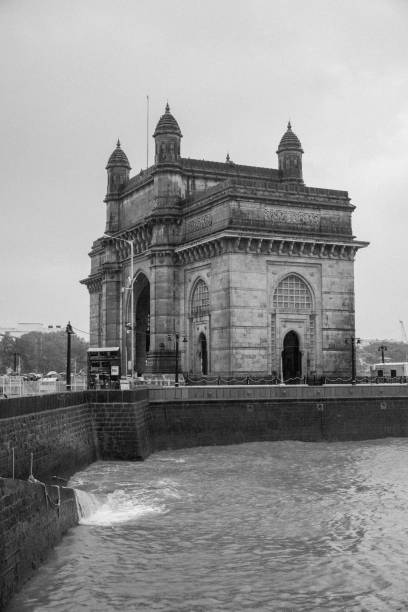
left=358, top=340, right=408, bottom=374
left=0, top=331, right=89, bottom=375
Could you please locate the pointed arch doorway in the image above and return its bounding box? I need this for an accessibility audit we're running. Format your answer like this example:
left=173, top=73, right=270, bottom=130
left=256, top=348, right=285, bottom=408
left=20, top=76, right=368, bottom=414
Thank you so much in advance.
left=198, top=332, right=208, bottom=375
left=282, top=331, right=301, bottom=381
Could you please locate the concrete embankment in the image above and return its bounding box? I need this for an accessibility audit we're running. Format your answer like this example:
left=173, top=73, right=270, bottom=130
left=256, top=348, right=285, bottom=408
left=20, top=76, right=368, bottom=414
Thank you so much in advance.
left=2, top=384, right=408, bottom=608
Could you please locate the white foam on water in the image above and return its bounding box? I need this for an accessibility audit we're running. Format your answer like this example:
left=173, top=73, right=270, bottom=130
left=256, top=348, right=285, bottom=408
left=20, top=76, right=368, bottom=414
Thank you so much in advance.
left=74, top=489, right=103, bottom=520
left=154, top=478, right=183, bottom=499
left=74, top=488, right=166, bottom=526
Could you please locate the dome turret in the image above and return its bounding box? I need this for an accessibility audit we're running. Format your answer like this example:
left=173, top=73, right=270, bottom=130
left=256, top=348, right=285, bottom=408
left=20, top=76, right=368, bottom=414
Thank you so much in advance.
left=153, top=103, right=182, bottom=164
left=277, top=122, right=303, bottom=152
left=153, top=103, right=182, bottom=138
left=105, top=140, right=131, bottom=198
left=106, top=139, right=131, bottom=170
left=277, top=122, right=304, bottom=183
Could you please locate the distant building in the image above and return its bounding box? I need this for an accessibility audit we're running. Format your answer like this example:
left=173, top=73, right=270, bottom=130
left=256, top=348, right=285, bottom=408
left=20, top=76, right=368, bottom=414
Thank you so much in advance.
left=371, top=363, right=408, bottom=378
left=81, top=104, right=368, bottom=379
left=0, top=323, right=62, bottom=338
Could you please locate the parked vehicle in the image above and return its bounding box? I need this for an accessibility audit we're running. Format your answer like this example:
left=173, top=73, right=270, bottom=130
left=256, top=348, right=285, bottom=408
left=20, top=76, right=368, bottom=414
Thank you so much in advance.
left=23, top=373, right=42, bottom=381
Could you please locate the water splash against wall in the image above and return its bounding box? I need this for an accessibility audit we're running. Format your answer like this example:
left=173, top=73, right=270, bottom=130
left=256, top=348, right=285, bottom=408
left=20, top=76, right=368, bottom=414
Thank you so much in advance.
left=73, top=487, right=166, bottom=526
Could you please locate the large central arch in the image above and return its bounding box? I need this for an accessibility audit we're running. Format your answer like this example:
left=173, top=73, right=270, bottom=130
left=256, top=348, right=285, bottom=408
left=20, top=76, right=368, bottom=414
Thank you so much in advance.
left=127, top=273, right=150, bottom=376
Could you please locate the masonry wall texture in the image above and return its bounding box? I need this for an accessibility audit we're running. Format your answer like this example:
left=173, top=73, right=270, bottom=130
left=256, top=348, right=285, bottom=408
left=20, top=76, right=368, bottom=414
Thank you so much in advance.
left=0, top=478, right=78, bottom=610
left=0, top=393, right=95, bottom=482
left=147, top=396, right=408, bottom=451
left=90, top=399, right=150, bottom=460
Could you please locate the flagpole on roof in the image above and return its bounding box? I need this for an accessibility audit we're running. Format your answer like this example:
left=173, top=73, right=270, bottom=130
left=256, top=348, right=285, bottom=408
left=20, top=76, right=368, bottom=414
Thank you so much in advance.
left=146, top=94, right=149, bottom=169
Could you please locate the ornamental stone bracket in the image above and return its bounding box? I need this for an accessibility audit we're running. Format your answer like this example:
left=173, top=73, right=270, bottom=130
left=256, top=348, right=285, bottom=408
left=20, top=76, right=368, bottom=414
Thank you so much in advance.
left=105, top=223, right=153, bottom=259
left=174, top=233, right=368, bottom=265
left=80, top=273, right=102, bottom=294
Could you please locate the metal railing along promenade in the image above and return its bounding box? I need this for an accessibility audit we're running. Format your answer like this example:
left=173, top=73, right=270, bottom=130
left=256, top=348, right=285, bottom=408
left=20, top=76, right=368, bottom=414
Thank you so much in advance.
left=0, top=376, right=87, bottom=397
left=184, top=374, right=408, bottom=386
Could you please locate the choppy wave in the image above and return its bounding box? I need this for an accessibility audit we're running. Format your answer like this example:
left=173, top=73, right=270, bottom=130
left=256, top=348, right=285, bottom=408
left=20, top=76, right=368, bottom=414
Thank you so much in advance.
left=10, top=440, right=408, bottom=611
left=74, top=488, right=167, bottom=526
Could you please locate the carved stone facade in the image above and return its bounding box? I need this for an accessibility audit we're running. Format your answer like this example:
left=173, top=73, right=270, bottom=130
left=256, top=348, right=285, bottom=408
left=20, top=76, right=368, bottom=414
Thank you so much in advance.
left=81, top=108, right=368, bottom=379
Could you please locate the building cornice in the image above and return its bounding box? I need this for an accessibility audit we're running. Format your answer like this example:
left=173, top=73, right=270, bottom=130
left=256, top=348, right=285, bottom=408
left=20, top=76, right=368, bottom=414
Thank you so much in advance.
left=174, top=230, right=369, bottom=264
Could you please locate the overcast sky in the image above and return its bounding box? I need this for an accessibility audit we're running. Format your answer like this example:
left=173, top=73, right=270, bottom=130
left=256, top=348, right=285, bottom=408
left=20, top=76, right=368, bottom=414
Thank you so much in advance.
left=1, top=0, right=407, bottom=341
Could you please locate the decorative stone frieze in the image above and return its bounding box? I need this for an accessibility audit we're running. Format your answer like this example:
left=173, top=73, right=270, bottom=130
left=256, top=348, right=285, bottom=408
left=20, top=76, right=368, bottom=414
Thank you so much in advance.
left=264, top=208, right=320, bottom=229
left=186, top=214, right=213, bottom=234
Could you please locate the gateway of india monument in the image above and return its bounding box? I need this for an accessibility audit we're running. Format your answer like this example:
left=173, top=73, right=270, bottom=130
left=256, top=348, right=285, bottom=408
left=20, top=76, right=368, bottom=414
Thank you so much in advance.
left=82, top=104, right=368, bottom=381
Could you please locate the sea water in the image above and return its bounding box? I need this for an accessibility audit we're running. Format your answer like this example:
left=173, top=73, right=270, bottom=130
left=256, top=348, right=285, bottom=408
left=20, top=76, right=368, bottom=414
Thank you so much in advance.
left=7, top=439, right=408, bottom=611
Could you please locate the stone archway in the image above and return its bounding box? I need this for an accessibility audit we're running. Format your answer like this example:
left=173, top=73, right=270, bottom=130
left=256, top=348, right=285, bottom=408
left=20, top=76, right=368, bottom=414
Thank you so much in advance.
left=282, top=331, right=301, bottom=381
left=128, top=273, right=150, bottom=376
left=135, top=284, right=150, bottom=375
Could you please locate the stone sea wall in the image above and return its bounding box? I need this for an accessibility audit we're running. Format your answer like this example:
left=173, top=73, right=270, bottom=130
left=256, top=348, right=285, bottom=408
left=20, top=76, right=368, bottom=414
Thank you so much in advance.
left=148, top=396, right=408, bottom=451
left=90, top=397, right=150, bottom=460
left=0, top=478, right=78, bottom=611
left=0, top=392, right=95, bottom=482
left=148, top=385, right=408, bottom=449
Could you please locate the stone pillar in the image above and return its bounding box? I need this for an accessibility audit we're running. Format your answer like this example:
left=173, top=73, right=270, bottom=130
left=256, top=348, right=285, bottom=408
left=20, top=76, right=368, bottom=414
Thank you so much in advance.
left=145, top=250, right=178, bottom=373
left=321, top=257, right=356, bottom=378
left=210, top=248, right=232, bottom=375
left=101, top=245, right=121, bottom=347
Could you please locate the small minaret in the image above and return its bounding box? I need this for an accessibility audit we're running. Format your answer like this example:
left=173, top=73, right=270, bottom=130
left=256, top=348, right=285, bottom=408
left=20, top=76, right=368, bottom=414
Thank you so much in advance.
left=277, top=122, right=304, bottom=183
left=104, top=140, right=131, bottom=232
left=153, top=103, right=182, bottom=165
left=106, top=139, right=131, bottom=195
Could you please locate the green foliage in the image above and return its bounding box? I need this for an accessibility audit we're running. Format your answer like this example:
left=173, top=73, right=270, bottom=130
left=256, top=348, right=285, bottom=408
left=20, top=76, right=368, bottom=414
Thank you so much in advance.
left=359, top=341, right=408, bottom=363
left=358, top=340, right=408, bottom=374
left=0, top=331, right=89, bottom=374
left=0, top=332, right=18, bottom=372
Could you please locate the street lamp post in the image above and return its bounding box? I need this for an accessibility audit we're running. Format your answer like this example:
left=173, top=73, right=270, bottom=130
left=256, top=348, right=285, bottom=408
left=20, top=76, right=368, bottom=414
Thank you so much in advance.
left=104, top=234, right=134, bottom=380
left=66, top=321, right=74, bottom=391
left=345, top=336, right=361, bottom=384
left=168, top=333, right=187, bottom=386
left=378, top=344, right=387, bottom=363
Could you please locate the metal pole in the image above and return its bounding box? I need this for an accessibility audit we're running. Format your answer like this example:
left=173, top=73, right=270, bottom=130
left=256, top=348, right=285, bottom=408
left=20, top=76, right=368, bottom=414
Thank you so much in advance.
left=146, top=94, right=149, bottom=169
left=66, top=321, right=73, bottom=391
left=130, top=240, right=134, bottom=379
left=351, top=338, right=356, bottom=384
left=175, top=334, right=179, bottom=387
left=346, top=336, right=360, bottom=385
left=103, top=234, right=134, bottom=380
left=378, top=344, right=387, bottom=363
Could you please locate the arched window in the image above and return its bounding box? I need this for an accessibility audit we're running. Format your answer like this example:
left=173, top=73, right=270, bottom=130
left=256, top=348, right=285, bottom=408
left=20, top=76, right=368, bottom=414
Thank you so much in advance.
left=273, top=274, right=312, bottom=311
left=191, top=280, right=209, bottom=318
